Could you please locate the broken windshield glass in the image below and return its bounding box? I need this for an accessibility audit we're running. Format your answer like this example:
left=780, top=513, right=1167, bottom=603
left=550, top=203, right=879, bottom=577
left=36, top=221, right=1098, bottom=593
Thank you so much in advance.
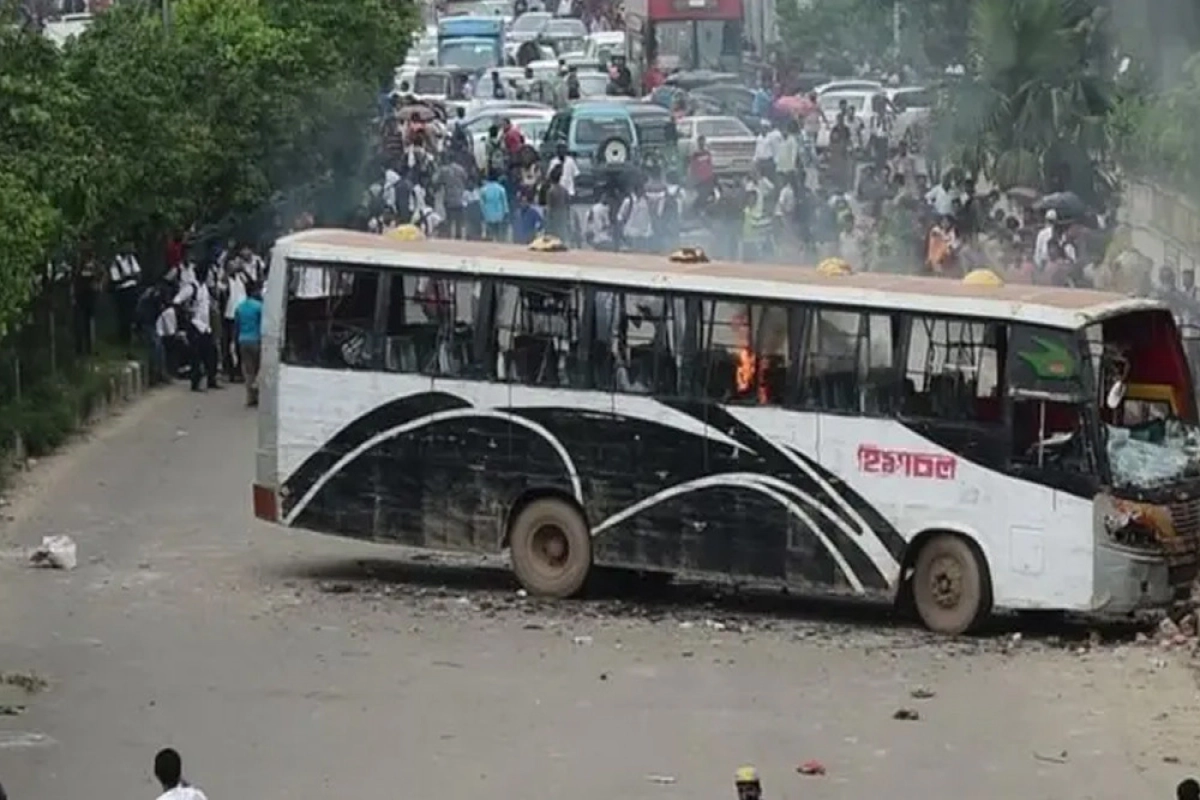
left=1106, top=420, right=1200, bottom=489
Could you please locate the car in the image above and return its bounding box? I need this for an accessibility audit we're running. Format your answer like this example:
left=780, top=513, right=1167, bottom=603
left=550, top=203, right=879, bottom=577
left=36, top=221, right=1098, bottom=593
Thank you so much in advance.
left=814, top=90, right=876, bottom=149
left=885, top=85, right=933, bottom=149
left=508, top=10, right=552, bottom=43
left=539, top=101, right=642, bottom=200
left=465, top=105, right=556, bottom=171
left=675, top=115, right=756, bottom=174
left=541, top=17, right=586, bottom=55
left=814, top=79, right=884, bottom=97
left=571, top=70, right=610, bottom=99
left=582, top=30, right=624, bottom=66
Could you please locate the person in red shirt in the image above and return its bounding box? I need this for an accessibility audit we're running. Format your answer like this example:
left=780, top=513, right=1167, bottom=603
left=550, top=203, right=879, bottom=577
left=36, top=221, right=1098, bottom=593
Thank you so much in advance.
left=643, top=59, right=665, bottom=94
left=502, top=119, right=524, bottom=157
left=689, top=135, right=715, bottom=205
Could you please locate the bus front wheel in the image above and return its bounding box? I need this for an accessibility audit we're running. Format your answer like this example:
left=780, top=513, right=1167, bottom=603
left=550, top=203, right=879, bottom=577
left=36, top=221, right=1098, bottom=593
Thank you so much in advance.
left=911, top=534, right=992, bottom=635
left=508, top=498, right=592, bottom=598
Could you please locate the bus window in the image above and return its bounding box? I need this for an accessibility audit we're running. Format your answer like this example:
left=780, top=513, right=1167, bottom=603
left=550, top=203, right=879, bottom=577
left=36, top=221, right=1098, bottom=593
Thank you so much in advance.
left=698, top=301, right=788, bottom=404
left=381, top=272, right=482, bottom=376
left=496, top=281, right=584, bottom=387
left=284, top=261, right=380, bottom=371
left=592, top=290, right=681, bottom=395
left=902, top=315, right=1002, bottom=422
left=858, top=313, right=902, bottom=414
left=801, top=309, right=861, bottom=412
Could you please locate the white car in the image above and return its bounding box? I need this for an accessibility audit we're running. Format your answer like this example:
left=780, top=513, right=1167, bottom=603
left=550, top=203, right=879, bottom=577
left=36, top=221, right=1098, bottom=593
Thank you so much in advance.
left=814, top=90, right=876, bottom=150
left=582, top=30, right=624, bottom=66
left=676, top=115, right=756, bottom=174
left=885, top=85, right=933, bottom=149
left=814, top=79, right=884, bottom=97
left=465, top=106, right=555, bottom=171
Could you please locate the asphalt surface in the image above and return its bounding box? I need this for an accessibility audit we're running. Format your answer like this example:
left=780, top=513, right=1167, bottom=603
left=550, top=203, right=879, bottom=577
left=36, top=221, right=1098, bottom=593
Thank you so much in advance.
left=0, top=385, right=1198, bottom=799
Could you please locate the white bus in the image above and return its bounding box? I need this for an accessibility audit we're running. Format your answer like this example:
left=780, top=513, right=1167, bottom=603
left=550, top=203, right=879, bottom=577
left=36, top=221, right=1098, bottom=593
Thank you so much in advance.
left=253, top=230, right=1200, bottom=634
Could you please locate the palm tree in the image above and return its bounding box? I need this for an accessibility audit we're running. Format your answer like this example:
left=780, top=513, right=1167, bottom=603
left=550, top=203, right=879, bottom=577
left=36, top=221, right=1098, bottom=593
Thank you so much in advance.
left=930, top=0, right=1115, bottom=203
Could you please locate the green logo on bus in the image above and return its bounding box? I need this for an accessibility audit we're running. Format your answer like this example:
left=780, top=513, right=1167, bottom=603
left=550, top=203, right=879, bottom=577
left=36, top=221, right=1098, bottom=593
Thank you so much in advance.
left=1018, top=336, right=1076, bottom=380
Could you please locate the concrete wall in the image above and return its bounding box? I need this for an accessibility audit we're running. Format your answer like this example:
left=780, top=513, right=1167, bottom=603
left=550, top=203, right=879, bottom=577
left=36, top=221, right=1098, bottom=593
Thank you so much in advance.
left=1119, top=179, right=1200, bottom=281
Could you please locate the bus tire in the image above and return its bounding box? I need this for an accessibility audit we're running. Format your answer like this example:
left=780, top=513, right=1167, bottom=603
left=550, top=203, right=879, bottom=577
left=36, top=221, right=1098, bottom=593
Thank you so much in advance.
left=508, top=498, right=592, bottom=599
left=911, top=534, right=992, bottom=635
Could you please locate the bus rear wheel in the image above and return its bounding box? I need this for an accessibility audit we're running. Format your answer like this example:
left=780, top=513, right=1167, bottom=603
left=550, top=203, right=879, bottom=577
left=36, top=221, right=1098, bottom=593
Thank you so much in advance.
left=911, top=534, right=991, bottom=635
left=508, top=498, right=592, bottom=598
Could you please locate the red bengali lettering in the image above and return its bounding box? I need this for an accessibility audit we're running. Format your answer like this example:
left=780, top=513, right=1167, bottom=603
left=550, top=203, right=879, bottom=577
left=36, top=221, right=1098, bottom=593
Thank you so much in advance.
left=857, top=445, right=958, bottom=480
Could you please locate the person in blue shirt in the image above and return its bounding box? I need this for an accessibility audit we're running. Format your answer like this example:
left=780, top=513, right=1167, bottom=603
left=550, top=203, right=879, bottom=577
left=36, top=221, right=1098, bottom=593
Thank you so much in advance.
left=233, top=280, right=264, bottom=407
left=479, top=171, right=510, bottom=242
left=751, top=76, right=772, bottom=121
left=511, top=188, right=543, bottom=245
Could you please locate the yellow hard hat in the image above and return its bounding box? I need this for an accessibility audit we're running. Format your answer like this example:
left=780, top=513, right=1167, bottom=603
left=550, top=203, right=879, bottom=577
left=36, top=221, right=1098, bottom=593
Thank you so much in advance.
left=816, top=257, right=853, bottom=276
left=962, top=267, right=1004, bottom=287
left=385, top=224, right=424, bottom=241
left=735, top=766, right=760, bottom=784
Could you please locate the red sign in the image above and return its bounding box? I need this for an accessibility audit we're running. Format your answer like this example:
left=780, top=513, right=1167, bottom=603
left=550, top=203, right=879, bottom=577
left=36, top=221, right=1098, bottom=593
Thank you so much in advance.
left=647, top=0, right=741, bottom=20
left=857, top=445, right=957, bottom=481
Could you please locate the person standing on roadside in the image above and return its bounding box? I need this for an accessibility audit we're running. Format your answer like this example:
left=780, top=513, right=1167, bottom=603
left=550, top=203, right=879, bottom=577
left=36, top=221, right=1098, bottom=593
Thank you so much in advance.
left=234, top=280, right=263, bottom=407
left=154, top=748, right=208, bottom=800
left=436, top=156, right=469, bottom=240
left=109, top=244, right=142, bottom=354
left=173, top=263, right=219, bottom=392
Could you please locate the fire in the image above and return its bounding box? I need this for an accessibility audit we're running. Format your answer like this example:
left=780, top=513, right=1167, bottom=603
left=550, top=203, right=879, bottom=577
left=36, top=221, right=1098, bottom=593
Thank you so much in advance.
left=732, top=311, right=768, bottom=403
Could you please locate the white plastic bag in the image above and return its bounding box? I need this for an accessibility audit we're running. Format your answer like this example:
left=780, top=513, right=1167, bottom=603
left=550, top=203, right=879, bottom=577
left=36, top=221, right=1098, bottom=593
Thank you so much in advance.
left=30, top=535, right=77, bottom=570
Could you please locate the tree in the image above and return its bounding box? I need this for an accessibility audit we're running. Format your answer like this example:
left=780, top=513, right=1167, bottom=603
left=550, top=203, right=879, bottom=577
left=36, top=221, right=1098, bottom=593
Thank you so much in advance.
left=929, top=0, right=1114, bottom=202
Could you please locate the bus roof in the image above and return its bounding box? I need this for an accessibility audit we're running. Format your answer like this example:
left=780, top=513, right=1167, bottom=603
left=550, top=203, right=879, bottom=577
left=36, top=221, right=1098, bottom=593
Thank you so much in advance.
left=275, top=230, right=1163, bottom=330
left=437, top=15, right=504, bottom=35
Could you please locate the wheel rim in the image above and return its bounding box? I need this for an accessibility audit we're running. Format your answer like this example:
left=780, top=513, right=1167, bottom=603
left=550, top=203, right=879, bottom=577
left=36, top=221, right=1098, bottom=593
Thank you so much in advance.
left=927, top=553, right=964, bottom=609
left=530, top=523, right=570, bottom=575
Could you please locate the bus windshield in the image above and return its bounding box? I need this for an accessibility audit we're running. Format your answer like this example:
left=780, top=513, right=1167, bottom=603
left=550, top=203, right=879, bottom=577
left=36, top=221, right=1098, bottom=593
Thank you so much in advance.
left=1085, top=309, right=1200, bottom=490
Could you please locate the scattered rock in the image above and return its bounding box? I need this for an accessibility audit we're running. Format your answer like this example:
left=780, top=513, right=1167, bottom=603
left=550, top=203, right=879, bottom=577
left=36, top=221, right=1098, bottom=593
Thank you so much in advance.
left=0, top=705, right=25, bottom=716
left=320, top=582, right=355, bottom=595
left=909, top=686, right=935, bottom=700
left=1158, top=617, right=1181, bottom=642
left=522, top=623, right=544, bottom=631
left=599, top=673, right=608, bottom=681
left=892, top=708, right=920, bottom=721
left=645, top=775, right=676, bottom=784
left=796, top=760, right=826, bottom=776
left=681, top=651, right=694, bottom=658
left=516, top=589, right=528, bottom=598
left=572, top=635, right=593, bottom=646
left=1164, top=755, right=1181, bottom=764
left=29, top=535, right=77, bottom=570
left=678, top=621, right=694, bottom=630
left=1033, top=750, right=1069, bottom=764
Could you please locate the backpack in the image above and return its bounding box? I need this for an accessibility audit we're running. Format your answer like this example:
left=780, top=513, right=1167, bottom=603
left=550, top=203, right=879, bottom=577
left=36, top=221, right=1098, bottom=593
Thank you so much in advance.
left=487, top=141, right=506, bottom=173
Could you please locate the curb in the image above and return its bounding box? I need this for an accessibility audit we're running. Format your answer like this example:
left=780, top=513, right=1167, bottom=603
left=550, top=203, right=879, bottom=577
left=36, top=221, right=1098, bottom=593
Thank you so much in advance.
left=82, top=360, right=149, bottom=426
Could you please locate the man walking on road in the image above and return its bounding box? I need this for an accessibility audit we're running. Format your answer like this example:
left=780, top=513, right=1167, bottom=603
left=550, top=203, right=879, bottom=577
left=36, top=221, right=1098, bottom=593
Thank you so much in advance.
left=154, top=748, right=208, bottom=800
left=234, top=280, right=263, bottom=407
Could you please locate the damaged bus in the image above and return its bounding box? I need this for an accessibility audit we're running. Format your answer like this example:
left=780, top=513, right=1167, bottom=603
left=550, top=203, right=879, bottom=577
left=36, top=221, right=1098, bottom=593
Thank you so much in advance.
left=253, top=230, right=1200, bottom=634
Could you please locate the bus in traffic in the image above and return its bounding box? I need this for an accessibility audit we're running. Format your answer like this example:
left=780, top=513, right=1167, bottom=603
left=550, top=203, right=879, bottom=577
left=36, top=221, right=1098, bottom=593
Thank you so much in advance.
left=623, top=0, right=744, bottom=74
left=253, top=230, right=1200, bottom=634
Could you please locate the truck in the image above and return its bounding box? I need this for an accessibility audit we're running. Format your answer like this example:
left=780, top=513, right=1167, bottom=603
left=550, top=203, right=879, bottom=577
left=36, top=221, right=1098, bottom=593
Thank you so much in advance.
left=437, top=15, right=506, bottom=72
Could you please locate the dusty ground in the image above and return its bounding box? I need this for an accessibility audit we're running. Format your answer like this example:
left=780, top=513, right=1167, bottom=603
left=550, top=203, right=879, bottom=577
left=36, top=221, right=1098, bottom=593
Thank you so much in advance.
left=0, top=385, right=1198, bottom=799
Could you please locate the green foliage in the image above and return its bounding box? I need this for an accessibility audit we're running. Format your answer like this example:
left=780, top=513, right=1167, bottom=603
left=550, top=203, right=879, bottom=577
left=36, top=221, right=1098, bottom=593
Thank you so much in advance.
left=930, top=0, right=1114, bottom=201
left=0, top=0, right=417, bottom=315
left=1113, top=52, right=1200, bottom=195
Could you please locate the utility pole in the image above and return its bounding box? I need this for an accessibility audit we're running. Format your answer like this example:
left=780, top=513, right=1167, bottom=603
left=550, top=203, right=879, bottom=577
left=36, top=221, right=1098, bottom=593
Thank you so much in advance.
left=892, top=0, right=900, bottom=55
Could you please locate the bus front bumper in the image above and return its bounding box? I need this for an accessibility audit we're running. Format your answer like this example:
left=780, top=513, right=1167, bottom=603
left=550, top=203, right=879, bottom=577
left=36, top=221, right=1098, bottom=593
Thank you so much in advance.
left=1092, top=543, right=1188, bottom=613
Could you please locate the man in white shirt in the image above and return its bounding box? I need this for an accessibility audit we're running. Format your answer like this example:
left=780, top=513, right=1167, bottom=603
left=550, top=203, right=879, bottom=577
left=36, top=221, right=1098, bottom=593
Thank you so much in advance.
left=220, top=244, right=263, bottom=382
left=924, top=174, right=960, bottom=217
left=154, top=748, right=208, bottom=800
left=753, top=125, right=773, bottom=177
left=617, top=186, right=654, bottom=251
left=109, top=246, right=143, bottom=352
left=548, top=143, right=579, bottom=197
left=173, top=264, right=219, bottom=392
left=1033, top=209, right=1058, bottom=273
left=773, top=125, right=799, bottom=185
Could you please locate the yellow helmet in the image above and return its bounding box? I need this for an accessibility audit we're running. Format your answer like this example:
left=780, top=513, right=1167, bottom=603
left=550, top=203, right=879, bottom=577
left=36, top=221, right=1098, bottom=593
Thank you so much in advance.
left=735, top=766, right=760, bottom=784
left=816, top=257, right=853, bottom=276
left=385, top=224, right=424, bottom=241
left=962, top=268, right=1004, bottom=287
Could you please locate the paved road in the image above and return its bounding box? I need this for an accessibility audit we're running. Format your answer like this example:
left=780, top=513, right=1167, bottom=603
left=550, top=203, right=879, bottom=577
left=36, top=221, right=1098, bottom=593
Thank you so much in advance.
left=0, top=386, right=1198, bottom=799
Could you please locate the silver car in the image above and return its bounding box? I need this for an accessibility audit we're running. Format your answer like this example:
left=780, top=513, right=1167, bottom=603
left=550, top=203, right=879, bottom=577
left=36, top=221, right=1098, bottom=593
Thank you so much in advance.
left=676, top=115, right=756, bottom=174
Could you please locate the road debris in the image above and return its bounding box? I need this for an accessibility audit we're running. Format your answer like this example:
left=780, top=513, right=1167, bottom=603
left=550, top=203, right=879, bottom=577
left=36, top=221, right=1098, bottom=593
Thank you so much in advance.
left=319, top=582, right=355, bottom=594
left=572, top=636, right=593, bottom=646
left=1033, top=750, right=1069, bottom=764
left=0, top=705, right=25, bottom=716
left=1, top=672, right=48, bottom=694
left=892, top=708, right=920, bottom=721
left=645, top=775, right=676, bottom=784
left=29, top=535, right=77, bottom=570
left=797, top=760, right=826, bottom=776
left=909, top=686, right=936, bottom=699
